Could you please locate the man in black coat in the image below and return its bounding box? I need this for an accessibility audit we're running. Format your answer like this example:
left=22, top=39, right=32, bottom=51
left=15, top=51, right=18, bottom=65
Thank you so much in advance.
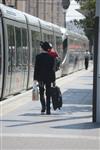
left=84, top=50, right=89, bottom=70
left=34, top=41, right=56, bottom=114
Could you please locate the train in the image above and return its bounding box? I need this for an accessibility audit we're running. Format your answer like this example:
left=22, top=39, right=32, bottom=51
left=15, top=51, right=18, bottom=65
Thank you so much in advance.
left=0, top=4, right=89, bottom=100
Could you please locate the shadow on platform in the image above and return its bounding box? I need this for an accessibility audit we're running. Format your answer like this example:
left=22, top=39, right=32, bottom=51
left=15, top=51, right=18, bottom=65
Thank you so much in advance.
left=52, top=122, right=100, bottom=130
left=62, top=88, right=92, bottom=105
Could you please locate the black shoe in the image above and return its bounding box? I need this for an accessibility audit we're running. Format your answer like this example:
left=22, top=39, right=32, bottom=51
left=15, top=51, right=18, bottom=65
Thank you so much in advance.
left=41, top=108, right=45, bottom=114
left=46, top=111, right=51, bottom=115
left=41, top=109, right=45, bottom=112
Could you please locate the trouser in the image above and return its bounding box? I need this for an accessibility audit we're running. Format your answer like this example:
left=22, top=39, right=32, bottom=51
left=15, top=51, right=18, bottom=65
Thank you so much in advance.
left=85, top=62, right=89, bottom=69
left=38, top=81, right=51, bottom=112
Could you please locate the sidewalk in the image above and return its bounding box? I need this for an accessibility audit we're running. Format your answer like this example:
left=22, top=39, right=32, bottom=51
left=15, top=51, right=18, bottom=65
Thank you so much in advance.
left=0, top=65, right=100, bottom=150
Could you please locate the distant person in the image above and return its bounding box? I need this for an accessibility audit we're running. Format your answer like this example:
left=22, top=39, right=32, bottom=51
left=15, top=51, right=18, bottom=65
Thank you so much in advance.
left=34, top=41, right=56, bottom=115
left=84, top=50, right=89, bottom=70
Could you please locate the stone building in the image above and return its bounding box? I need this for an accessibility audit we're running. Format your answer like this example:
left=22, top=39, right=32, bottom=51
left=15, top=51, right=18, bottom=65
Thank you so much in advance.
left=0, top=0, right=65, bottom=27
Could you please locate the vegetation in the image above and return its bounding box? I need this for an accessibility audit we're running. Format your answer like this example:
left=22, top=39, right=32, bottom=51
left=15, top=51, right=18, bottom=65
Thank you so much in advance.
left=74, top=0, right=96, bottom=51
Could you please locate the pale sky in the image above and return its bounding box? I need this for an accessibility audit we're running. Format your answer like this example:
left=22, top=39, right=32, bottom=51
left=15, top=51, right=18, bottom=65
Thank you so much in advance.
left=66, top=0, right=85, bottom=21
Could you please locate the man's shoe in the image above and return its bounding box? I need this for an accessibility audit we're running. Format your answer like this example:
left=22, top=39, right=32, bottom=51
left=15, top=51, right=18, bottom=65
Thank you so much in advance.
left=46, top=111, right=51, bottom=115
left=41, top=108, right=45, bottom=114
left=41, top=112, right=45, bottom=115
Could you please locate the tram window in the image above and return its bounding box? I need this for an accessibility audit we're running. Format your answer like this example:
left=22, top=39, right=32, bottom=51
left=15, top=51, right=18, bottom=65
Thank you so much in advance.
left=43, top=33, right=53, bottom=44
left=56, top=36, right=63, bottom=59
left=7, top=25, right=15, bottom=46
left=22, top=28, right=28, bottom=67
left=15, top=27, right=22, bottom=69
left=69, top=53, right=74, bottom=63
left=31, top=30, right=41, bottom=65
left=50, top=35, right=54, bottom=44
left=22, top=28, right=27, bottom=47
left=7, top=25, right=15, bottom=72
left=43, top=33, right=48, bottom=41
left=69, top=38, right=74, bottom=49
left=43, top=33, right=49, bottom=41
left=16, top=27, right=21, bottom=47
left=47, top=34, right=53, bottom=43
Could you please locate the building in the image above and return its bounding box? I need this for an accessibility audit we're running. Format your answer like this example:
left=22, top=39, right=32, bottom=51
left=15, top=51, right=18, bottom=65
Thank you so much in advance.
left=0, top=0, right=65, bottom=27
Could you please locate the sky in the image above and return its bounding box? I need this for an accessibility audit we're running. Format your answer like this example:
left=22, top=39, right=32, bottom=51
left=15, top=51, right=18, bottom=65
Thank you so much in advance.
left=66, top=0, right=85, bottom=22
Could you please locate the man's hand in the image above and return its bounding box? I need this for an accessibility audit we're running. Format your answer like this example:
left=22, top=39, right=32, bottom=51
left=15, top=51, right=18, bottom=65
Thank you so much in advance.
left=33, top=80, right=37, bottom=84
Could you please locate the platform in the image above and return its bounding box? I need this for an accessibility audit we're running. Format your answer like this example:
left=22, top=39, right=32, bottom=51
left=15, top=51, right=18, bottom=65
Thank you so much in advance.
left=0, top=64, right=100, bottom=150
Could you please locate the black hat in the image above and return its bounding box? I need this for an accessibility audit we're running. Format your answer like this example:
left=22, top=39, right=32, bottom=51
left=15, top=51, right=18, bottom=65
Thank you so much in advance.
left=40, top=41, right=52, bottom=51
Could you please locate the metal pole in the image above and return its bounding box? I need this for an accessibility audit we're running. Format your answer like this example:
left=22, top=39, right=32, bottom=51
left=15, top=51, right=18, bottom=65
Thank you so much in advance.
left=36, top=0, right=39, bottom=17
left=44, top=0, right=46, bottom=20
left=51, top=0, right=53, bottom=23
left=93, top=0, right=100, bottom=122
left=64, top=10, right=66, bottom=28
left=93, top=15, right=99, bottom=122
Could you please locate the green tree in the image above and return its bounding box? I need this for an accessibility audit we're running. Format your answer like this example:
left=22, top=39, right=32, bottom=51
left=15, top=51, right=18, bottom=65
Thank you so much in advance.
left=74, top=0, right=96, bottom=52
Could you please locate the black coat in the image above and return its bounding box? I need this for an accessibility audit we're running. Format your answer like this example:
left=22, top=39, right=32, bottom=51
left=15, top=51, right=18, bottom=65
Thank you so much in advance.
left=34, top=52, right=55, bottom=83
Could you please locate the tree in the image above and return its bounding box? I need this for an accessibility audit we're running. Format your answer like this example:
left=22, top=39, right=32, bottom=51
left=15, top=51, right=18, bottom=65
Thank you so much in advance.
left=74, top=0, right=96, bottom=52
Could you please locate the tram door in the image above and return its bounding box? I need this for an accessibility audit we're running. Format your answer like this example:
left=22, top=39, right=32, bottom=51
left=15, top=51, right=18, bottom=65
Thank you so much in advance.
left=0, top=21, right=3, bottom=99
left=3, top=20, right=28, bottom=97
left=28, top=27, right=41, bottom=88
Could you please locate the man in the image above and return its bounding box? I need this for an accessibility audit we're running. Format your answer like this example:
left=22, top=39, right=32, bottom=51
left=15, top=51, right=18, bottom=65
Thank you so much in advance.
left=84, top=50, right=90, bottom=70
left=34, top=41, right=56, bottom=115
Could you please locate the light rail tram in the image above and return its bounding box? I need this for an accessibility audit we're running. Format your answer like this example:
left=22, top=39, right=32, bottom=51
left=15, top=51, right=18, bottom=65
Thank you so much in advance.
left=0, top=4, right=89, bottom=100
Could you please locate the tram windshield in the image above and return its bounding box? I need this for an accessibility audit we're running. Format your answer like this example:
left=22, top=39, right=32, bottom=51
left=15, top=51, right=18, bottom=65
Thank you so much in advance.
left=62, top=38, right=68, bottom=59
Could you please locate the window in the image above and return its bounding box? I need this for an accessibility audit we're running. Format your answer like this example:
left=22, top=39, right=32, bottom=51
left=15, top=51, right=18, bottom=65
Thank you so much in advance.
left=15, top=27, right=22, bottom=69
left=22, top=28, right=28, bottom=68
left=31, top=30, right=41, bottom=65
left=43, top=33, right=53, bottom=44
left=56, top=36, right=63, bottom=59
left=7, top=25, right=15, bottom=72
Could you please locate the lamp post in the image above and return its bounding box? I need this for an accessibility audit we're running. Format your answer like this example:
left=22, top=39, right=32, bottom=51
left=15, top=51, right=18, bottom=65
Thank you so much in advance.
left=63, top=9, right=66, bottom=28
left=62, top=0, right=70, bottom=9
left=62, top=0, right=70, bottom=28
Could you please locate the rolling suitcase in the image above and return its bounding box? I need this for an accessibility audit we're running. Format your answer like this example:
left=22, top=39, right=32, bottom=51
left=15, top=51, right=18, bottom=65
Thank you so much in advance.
left=51, top=85, right=62, bottom=110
